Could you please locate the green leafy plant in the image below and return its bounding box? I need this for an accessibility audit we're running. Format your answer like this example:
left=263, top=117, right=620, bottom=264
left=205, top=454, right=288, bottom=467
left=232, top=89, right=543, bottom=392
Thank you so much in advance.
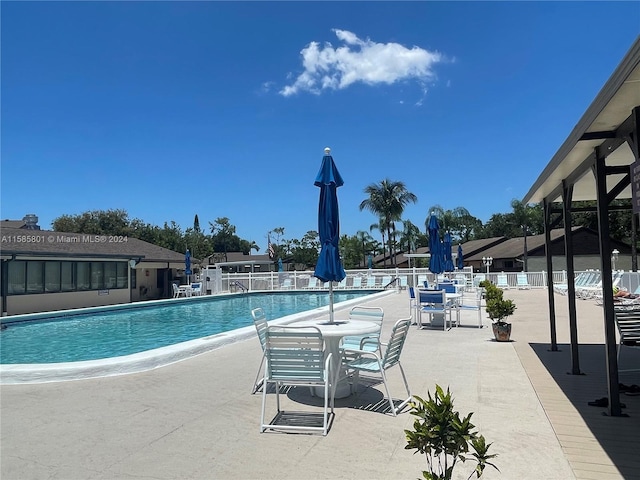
left=405, top=385, right=498, bottom=480
left=481, top=283, right=516, bottom=325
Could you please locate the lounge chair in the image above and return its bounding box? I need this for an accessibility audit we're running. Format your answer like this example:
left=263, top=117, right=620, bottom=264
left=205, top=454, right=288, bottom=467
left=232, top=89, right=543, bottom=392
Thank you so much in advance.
left=516, top=273, right=531, bottom=289
left=496, top=274, right=509, bottom=289
left=352, top=276, right=363, bottom=289
left=381, top=275, right=393, bottom=288
left=408, top=287, right=418, bottom=322
left=305, top=277, right=318, bottom=289
left=343, top=318, right=413, bottom=416
left=336, top=277, right=347, bottom=289
left=366, top=276, right=376, bottom=289
left=260, top=326, right=334, bottom=435
left=399, top=276, right=408, bottom=289
left=473, top=274, right=486, bottom=288
left=417, top=275, right=428, bottom=288
left=281, top=278, right=293, bottom=289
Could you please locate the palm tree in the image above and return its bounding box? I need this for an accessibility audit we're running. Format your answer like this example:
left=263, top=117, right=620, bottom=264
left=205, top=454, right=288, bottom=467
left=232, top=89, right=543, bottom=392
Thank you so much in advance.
left=426, top=205, right=471, bottom=240
left=360, top=179, right=418, bottom=266
left=400, top=220, right=421, bottom=253
left=355, top=230, right=374, bottom=268
left=369, top=220, right=387, bottom=267
left=510, top=199, right=536, bottom=272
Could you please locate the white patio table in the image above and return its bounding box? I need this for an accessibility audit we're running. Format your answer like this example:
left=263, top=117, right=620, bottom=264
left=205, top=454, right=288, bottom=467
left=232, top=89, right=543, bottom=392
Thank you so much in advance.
left=293, top=318, right=379, bottom=399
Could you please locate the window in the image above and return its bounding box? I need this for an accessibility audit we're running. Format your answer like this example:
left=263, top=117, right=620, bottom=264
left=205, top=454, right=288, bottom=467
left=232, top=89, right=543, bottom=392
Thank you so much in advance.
left=77, top=263, right=90, bottom=290
left=61, top=262, right=74, bottom=291
left=104, top=263, right=117, bottom=289
left=45, top=262, right=61, bottom=293
left=90, top=262, right=104, bottom=290
left=7, top=261, right=26, bottom=294
left=26, top=261, right=44, bottom=294
left=116, top=262, right=128, bottom=288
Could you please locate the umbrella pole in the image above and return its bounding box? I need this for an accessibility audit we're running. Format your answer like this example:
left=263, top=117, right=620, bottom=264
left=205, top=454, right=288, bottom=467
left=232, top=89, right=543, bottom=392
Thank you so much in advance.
left=329, top=282, right=334, bottom=323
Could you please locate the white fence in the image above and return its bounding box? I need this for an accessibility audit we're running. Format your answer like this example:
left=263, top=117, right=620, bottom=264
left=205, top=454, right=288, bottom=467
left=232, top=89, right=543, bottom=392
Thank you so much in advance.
left=193, top=268, right=639, bottom=294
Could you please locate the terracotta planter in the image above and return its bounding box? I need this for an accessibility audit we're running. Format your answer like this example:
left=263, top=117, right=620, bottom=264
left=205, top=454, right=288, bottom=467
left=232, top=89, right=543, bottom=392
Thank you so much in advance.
left=492, top=322, right=512, bottom=342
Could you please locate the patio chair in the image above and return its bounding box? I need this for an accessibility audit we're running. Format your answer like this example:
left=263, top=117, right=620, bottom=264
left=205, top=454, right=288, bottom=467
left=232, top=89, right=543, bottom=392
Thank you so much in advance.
left=260, top=326, right=334, bottom=435
left=613, top=306, right=640, bottom=373
left=190, top=283, right=203, bottom=296
left=417, top=289, right=455, bottom=330
left=366, top=276, right=376, bottom=288
left=516, top=273, right=530, bottom=289
left=341, top=306, right=385, bottom=354
left=343, top=317, right=412, bottom=416
left=305, top=277, right=318, bottom=289
left=337, top=277, right=347, bottom=289
left=352, top=276, right=363, bottom=289
left=172, top=283, right=181, bottom=298
left=381, top=275, right=393, bottom=288
left=251, top=308, right=269, bottom=394
left=496, top=274, right=509, bottom=289
left=456, top=288, right=483, bottom=328
left=281, top=278, right=293, bottom=289
left=417, top=275, right=428, bottom=288
left=408, top=287, right=418, bottom=323
left=399, top=276, right=408, bottom=289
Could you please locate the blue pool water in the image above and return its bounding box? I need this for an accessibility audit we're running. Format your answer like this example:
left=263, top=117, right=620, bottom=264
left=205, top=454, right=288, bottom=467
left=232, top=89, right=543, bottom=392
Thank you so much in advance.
left=0, top=291, right=375, bottom=364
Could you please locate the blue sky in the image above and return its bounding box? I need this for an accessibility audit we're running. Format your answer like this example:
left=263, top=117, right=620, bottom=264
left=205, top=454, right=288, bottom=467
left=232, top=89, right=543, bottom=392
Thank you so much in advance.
left=2, top=2, right=639, bottom=254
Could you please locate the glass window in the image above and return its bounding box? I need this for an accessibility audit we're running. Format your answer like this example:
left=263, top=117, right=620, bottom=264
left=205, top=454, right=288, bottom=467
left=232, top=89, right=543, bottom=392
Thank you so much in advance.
left=91, top=262, right=104, bottom=290
left=26, top=261, right=44, bottom=294
left=7, top=261, right=26, bottom=295
left=116, top=262, right=127, bottom=288
left=61, top=262, right=74, bottom=291
left=45, top=262, right=61, bottom=293
left=77, top=262, right=90, bottom=290
left=104, top=262, right=117, bottom=289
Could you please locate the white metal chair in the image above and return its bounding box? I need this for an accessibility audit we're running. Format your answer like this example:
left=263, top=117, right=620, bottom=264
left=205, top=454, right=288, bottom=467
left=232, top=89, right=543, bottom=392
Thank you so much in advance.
left=190, top=282, right=203, bottom=296
left=251, top=308, right=269, bottom=394
left=456, top=288, right=484, bottom=328
left=417, top=289, right=455, bottom=330
left=172, top=283, right=181, bottom=298
left=260, top=326, right=334, bottom=435
left=281, top=278, right=293, bottom=289
left=366, top=276, right=376, bottom=288
left=381, top=275, right=392, bottom=288
left=399, top=276, right=408, bottom=289
left=305, top=277, right=318, bottom=289
left=352, top=276, right=363, bottom=288
left=341, top=306, right=384, bottom=354
left=613, top=306, right=640, bottom=373
left=343, top=317, right=412, bottom=416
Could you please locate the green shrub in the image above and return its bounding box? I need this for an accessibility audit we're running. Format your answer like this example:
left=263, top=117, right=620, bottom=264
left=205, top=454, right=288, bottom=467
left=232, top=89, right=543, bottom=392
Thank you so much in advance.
left=405, top=385, right=498, bottom=480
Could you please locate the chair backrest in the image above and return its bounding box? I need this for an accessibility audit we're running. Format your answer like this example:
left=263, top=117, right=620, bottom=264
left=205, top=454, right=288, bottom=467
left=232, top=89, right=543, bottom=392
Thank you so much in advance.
left=172, top=283, right=179, bottom=295
left=251, top=308, right=268, bottom=351
left=352, top=276, right=362, bottom=288
left=473, top=274, right=486, bottom=286
left=381, top=276, right=392, bottom=286
left=381, top=318, right=412, bottom=369
left=437, top=283, right=456, bottom=294
left=366, top=276, right=376, bottom=287
left=418, top=289, right=446, bottom=306
left=408, top=286, right=416, bottom=300
left=517, top=273, right=529, bottom=285
left=399, top=276, right=408, bottom=287
left=308, top=277, right=318, bottom=288
left=264, top=326, right=325, bottom=381
left=191, top=282, right=202, bottom=291
left=496, top=274, right=508, bottom=287
left=349, top=306, right=384, bottom=328
left=282, top=278, right=292, bottom=288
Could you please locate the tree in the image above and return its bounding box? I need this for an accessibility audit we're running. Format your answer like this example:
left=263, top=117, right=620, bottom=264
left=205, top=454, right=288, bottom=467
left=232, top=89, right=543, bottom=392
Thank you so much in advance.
left=193, top=214, right=200, bottom=233
left=510, top=199, right=539, bottom=271
left=360, top=179, right=417, bottom=267
left=52, top=209, right=132, bottom=236
left=425, top=205, right=472, bottom=242
left=369, top=220, right=387, bottom=267
left=399, top=220, right=421, bottom=253
left=355, top=230, right=375, bottom=267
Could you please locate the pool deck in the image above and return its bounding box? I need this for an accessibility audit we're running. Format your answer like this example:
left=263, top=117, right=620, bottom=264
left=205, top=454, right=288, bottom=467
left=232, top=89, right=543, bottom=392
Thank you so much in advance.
left=1, top=288, right=639, bottom=479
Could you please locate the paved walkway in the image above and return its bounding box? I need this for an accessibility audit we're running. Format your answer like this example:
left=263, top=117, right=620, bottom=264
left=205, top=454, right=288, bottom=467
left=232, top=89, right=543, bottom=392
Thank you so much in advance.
left=1, top=288, right=638, bottom=479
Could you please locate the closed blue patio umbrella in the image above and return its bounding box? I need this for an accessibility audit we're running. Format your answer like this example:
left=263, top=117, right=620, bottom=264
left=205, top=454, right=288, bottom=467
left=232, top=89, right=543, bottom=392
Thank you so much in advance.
left=428, top=213, right=443, bottom=275
left=185, top=249, right=192, bottom=283
left=457, top=244, right=464, bottom=270
left=314, top=147, right=346, bottom=323
left=443, top=232, right=454, bottom=272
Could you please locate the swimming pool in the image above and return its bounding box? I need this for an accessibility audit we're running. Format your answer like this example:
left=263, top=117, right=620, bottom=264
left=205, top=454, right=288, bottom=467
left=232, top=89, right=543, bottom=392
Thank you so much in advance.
left=0, top=291, right=379, bottom=365
left=0, top=290, right=394, bottom=385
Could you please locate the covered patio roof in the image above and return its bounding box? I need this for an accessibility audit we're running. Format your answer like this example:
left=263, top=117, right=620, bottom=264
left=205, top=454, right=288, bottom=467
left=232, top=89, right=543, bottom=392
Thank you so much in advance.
left=522, top=36, right=640, bottom=418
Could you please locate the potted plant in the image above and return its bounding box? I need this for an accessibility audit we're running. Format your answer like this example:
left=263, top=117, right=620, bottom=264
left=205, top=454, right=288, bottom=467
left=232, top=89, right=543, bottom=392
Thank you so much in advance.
left=484, top=283, right=516, bottom=342
left=405, top=385, right=498, bottom=480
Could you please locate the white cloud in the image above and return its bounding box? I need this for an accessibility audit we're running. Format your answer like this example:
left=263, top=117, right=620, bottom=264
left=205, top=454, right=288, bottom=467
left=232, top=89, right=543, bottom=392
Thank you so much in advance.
left=280, top=29, right=443, bottom=97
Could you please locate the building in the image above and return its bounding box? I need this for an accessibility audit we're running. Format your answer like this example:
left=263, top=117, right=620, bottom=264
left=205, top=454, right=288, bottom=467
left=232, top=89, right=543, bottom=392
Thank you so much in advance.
left=1, top=224, right=192, bottom=316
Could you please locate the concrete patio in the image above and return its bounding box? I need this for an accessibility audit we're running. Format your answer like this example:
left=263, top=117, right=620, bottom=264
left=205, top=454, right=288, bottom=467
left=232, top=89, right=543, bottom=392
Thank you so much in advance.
left=1, top=288, right=639, bottom=480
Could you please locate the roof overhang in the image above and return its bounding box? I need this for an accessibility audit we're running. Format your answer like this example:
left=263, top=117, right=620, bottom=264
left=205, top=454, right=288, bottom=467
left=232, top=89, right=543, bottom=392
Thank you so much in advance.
left=523, top=36, right=640, bottom=204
